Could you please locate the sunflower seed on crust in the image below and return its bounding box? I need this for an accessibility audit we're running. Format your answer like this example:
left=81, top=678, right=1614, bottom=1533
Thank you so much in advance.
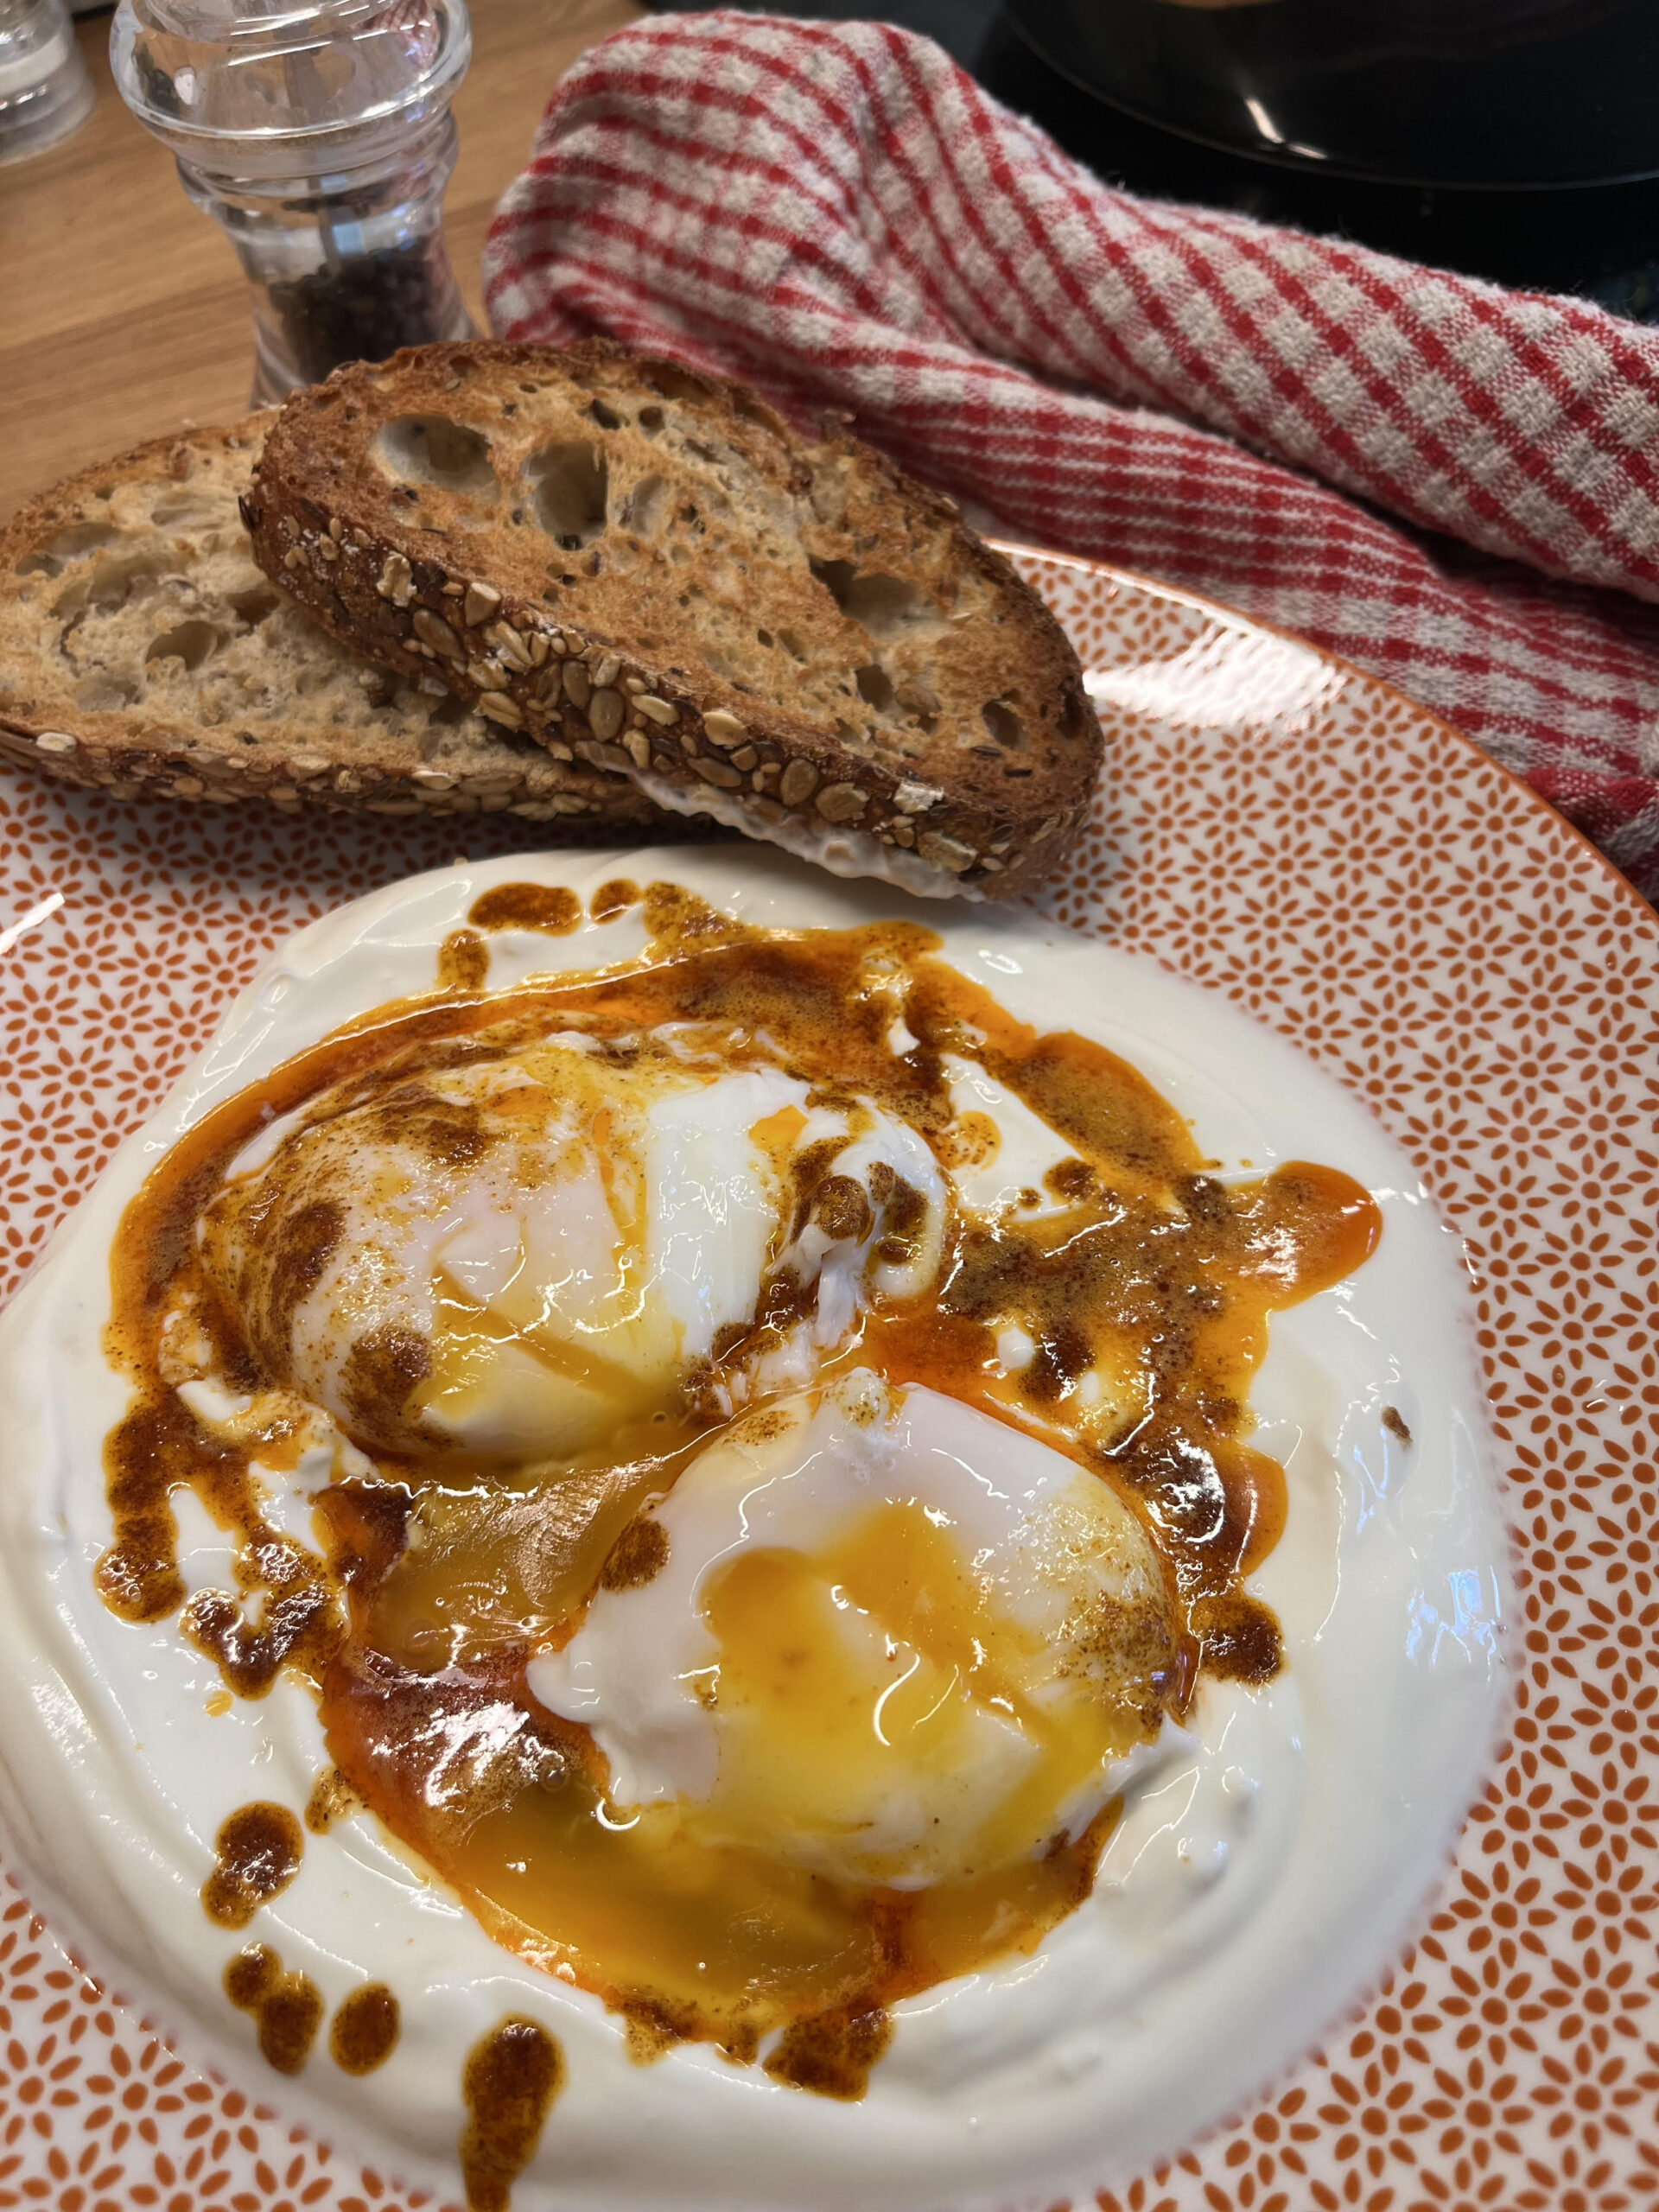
left=918, top=830, right=976, bottom=873
left=635, top=694, right=677, bottom=726
left=563, top=661, right=592, bottom=709
left=576, top=740, right=631, bottom=776
left=487, top=621, right=531, bottom=671
left=377, top=551, right=414, bottom=606
left=779, top=760, right=819, bottom=807
left=702, top=710, right=747, bottom=747
left=588, top=688, right=625, bottom=741
left=893, top=779, right=942, bottom=814
left=463, top=582, right=501, bottom=626
left=413, top=608, right=461, bottom=658
left=694, top=757, right=743, bottom=790
left=477, top=693, right=524, bottom=729
left=815, top=782, right=866, bottom=823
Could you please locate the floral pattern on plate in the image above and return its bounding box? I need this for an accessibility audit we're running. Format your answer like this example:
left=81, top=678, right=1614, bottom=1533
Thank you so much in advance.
left=0, top=546, right=1653, bottom=2212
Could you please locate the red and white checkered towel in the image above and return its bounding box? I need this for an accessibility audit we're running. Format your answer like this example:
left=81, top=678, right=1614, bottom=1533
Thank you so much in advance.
left=484, top=11, right=1659, bottom=899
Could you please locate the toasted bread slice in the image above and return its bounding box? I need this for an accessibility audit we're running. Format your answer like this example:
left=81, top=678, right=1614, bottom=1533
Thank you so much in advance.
left=243, top=341, right=1101, bottom=897
left=0, top=418, right=670, bottom=833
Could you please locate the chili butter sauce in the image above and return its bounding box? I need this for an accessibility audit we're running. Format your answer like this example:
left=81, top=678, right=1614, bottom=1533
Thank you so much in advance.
left=98, top=880, right=1380, bottom=2134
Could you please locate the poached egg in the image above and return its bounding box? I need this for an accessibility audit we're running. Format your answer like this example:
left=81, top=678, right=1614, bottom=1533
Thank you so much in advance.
left=529, top=1369, right=1177, bottom=1891
left=200, top=1033, right=946, bottom=1459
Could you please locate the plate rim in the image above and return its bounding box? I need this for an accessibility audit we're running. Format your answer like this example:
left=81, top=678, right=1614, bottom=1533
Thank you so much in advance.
left=0, top=536, right=1649, bottom=2212
left=994, top=535, right=1658, bottom=930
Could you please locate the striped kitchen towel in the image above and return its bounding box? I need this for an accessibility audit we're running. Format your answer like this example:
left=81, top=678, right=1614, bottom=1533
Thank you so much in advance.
left=485, top=11, right=1659, bottom=897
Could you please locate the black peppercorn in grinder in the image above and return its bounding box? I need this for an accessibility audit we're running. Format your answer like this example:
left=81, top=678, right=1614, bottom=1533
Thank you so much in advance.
left=111, top=0, right=477, bottom=402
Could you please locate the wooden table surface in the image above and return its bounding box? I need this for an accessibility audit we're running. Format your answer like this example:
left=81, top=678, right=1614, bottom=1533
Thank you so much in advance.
left=0, top=0, right=637, bottom=522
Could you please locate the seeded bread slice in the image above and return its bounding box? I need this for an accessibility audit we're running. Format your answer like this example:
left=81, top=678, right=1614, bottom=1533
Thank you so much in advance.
left=243, top=340, right=1101, bottom=897
left=0, top=418, right=670, bottom=831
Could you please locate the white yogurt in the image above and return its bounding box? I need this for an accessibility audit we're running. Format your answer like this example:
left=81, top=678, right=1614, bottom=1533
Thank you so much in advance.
left=0, top=845, right=1507, bottom=2212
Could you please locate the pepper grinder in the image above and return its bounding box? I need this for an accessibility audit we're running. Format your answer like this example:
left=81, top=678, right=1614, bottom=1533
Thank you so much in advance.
left=111, top=0, right=476, bottom=404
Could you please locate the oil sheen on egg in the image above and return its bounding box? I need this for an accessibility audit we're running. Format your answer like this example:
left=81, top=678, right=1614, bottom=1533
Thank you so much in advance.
left=529, top=1370, right=1178, bottom=1891
left=200, top=1036, right=945, bottom=1459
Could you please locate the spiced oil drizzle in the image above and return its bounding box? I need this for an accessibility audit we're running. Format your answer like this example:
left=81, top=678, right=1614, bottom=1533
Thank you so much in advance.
left=97, top=880, right=1380, bottom=2150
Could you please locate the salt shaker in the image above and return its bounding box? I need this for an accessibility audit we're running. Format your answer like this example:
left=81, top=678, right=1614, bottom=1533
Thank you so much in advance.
left=111, top=0, right=476, bottom=403
left=0, top=0, right=94, bottom=163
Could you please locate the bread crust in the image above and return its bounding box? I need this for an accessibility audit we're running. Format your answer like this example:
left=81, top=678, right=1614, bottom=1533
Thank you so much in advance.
left=245, top=341, right=1101, bottom=894
left=0, top=417, right=669, bottom=834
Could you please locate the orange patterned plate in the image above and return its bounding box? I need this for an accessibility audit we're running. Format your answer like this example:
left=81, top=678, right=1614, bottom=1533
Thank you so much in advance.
left=0, top=545, right=1653, bottom=2212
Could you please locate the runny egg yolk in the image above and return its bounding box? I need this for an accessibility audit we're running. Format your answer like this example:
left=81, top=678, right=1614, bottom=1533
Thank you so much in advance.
left=529, top=1373, right=1177, bottom=1895
left=694, top=1501, right=1150, bottom=1888
left=335, top=1375, right=1179, bottom=2060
